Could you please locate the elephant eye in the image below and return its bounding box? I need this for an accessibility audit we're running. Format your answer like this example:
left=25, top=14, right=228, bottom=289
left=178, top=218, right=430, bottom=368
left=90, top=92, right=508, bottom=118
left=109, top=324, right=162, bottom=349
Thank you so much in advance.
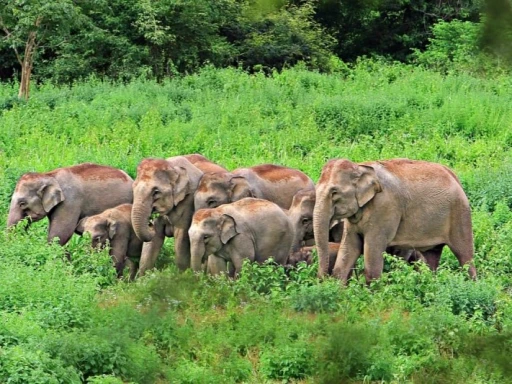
left=302, top=217, right=311, bottom=225
left=203, top=234, right=210, bottom=240
left=152, top=188, right=160, bottom=197
left=18, top=201, right=27, bottom=208
left=207, top=199, right=217, bottom=207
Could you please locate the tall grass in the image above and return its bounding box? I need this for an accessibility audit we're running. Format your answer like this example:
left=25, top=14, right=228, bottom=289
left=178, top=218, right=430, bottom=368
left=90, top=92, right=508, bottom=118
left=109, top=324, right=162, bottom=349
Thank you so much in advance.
left=1, top=61, right=512, bottom=382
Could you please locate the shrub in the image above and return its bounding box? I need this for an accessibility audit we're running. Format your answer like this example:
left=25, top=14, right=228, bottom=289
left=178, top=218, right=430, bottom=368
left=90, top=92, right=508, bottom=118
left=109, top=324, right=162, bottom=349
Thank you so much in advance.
left=290, top=281, right=341, bottom=313
left=315, top=322, right=390, bottom=383
left=437, top=277, right=499, bottom=321
left=260, top=343, right=313, bottom=381
left=0, top=346, right=81, bottom=384
left=413, top=20, right=500, bottom=75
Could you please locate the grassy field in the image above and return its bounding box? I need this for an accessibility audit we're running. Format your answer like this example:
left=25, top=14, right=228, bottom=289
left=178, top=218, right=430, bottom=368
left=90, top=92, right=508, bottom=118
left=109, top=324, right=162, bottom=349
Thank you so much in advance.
left=2, top=62, right=512, bottom=383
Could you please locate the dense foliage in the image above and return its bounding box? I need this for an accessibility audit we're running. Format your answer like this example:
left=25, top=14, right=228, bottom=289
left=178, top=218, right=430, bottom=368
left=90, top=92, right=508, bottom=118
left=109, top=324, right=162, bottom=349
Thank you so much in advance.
left=2, top=63, right=512, bottom=382
left=1, top=0, right=511, bottom=87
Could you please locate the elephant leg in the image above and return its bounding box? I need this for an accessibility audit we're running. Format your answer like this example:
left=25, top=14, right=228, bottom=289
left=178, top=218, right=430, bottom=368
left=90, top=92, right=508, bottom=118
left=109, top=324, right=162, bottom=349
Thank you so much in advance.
left=110, top=239, right=129, bottom=278
left=449, top=240, right=476, bottom=279
left=174, top=227, right=191, bottom=271
left=127, top=259, right=138, bottom=281
left=206, top=255, right=228, bottom=276
left=332, top=227, right=362, bottom=282
left=138, top=234, right=164, bottom=276
left=421, top=246, right=443, bottom=271
left=48, top=206, right=81, bottom=246
left=227, top=234, right=255, bottom=277
left=363, top=238, right=388, bottom=283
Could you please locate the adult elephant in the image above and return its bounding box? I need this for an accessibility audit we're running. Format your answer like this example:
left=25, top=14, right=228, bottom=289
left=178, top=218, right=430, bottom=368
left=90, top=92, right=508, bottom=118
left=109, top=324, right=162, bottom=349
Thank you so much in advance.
left=194, top=164, right=314, bottom=210
left=140, top=153, right=227, bottom=259
left=313, top=158, right=476, bottom=283
left=132, top=155, right=226, bottom=275
left=7, top=163, right=133, bottom=245
left=189, top=198, right=294, bottom=276
left=75, top=204, right=142, bottom=280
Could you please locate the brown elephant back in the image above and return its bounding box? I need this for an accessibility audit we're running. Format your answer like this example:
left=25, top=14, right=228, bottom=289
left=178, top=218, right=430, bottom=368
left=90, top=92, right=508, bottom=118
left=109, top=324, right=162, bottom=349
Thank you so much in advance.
left=184, top=154, right=227, bottom=174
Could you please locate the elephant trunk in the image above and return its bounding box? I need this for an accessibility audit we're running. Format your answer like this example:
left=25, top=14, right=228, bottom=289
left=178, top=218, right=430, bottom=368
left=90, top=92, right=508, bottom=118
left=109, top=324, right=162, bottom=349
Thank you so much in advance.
left=313, top=196, right=331, bottom=277
left=131, top=196, right=155, bottom=242
left=190, top=240, right=206, bottom=272
left=290, top=216, right=304, bottom=253
left=7, top=202, right=23, bottom=228
left=113, top=256, right=127, bottom=278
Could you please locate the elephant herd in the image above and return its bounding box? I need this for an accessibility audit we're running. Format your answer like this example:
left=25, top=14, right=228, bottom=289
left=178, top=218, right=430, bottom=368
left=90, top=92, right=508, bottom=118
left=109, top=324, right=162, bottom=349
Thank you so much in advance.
left=7, top=154, right=476, bottom=283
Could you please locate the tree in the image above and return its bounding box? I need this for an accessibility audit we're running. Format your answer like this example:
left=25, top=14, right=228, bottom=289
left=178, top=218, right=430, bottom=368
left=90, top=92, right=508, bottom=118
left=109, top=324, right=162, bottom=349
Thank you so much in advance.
left=0, top=0, right=81, bottom=99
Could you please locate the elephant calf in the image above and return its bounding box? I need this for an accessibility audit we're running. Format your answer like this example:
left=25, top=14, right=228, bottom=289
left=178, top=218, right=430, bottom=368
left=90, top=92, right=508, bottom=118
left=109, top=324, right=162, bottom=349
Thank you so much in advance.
left=189, top=198, right=295, bottom=276
left=8, top=163, right=133, bottom=246
left=75, top=204, right=142, bottom=280
left=287, top=243, right=340, bottom=273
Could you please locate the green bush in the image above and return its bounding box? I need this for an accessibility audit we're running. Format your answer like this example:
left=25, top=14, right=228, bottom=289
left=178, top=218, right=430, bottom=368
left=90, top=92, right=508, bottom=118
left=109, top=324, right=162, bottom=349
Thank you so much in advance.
left=0, top=346, right=81, bottom=384
left=316, top=322, right=392, bottom=383
left=437, top=277, right=499, bottom=321
left=260, top=343, right=313, bottom=380
left=413, top=19, right=503, bottom=76
left=290, top=281, right=341, bottom=313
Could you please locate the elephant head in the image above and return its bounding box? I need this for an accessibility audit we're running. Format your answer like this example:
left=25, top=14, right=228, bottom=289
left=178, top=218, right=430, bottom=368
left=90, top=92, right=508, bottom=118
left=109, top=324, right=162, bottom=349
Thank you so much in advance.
left=131, top=157, right=202, bottom=242
left=313, top=159, right=382, bottom=276
left=75, top=213, right=124, bottom=276
left=188, top=209, right=238, bottom=272
left=8, top=173, right=64, bottom=228
left=287, top=188, right=316, bottom=252
left=194, top=172, right=254, bottom=210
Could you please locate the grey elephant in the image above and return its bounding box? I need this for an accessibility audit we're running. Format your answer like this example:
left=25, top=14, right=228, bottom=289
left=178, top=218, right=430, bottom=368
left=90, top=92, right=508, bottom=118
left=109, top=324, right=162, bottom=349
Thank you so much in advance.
left=189, top=198, right=294, bottom=276
left=137, top=154, right=227, bottom=273
left=8, top=163, right=133, bottom=246
left=194, top=164, right=314, bottom=210
left=75, top=204, right=143, bottom=280
left=313, top=158, right=476, bottom=283
left=132, top=154, right=227, bottom=275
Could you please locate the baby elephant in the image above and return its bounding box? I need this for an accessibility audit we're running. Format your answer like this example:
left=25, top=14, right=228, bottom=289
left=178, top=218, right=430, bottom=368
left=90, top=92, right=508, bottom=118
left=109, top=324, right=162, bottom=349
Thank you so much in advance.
left=287, top=243, right=340, bottom=273
left=75, top=204, right=142, bottom=280
left=189, top=198, right=294, bottom=276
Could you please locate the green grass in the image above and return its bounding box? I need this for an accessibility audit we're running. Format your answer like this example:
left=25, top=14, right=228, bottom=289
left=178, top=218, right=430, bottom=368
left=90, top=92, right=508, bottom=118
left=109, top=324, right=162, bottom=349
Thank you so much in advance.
left=2, top=61, right=512, bottom=383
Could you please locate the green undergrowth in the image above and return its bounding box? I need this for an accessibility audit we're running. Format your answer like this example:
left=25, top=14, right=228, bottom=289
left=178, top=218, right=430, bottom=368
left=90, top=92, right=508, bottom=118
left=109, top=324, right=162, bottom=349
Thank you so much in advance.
left=2, top=62, right=512, bottom=382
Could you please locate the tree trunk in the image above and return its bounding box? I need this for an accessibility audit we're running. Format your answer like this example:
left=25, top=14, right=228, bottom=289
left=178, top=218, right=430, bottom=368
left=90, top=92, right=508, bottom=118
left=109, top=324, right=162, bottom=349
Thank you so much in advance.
left=18, top=30, right=37, bottom=100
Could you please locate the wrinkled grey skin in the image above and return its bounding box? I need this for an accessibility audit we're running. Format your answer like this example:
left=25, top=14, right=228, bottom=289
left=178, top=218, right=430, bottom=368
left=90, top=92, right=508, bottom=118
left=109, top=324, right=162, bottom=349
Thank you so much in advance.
left=189, top=198, right=294, bottom=276
left=132, top=155, right=226, bottom=275
left=75, top=204, right=142, bottom=280
left=194, top=164, right=314, bottom=210
left=313, top=158, right=476, bottom=284
left=286, top=188, right=344, bottom=253
left=8, top=163, right=133, bottom=245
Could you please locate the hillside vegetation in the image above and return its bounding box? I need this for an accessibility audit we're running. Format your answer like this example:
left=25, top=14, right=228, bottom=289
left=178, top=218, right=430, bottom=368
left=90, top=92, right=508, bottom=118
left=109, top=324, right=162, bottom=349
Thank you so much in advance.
left=2, top=63, right=512, bottom=383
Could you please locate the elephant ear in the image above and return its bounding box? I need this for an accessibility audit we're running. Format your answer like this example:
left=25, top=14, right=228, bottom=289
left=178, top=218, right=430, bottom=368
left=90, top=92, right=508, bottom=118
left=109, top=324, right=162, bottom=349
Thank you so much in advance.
left=170, top=166, right=190, bottom=206
left=39, top=180, right=65, bottom=213
left=107, top=219, right=118, bottom=239
left=75, top=217, right=87, bottom=235
left=355, top=165, right=382, bottom=208
left=230, top=177, right=254, bottom=202
left=220, top=214, right=239, bottom=244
